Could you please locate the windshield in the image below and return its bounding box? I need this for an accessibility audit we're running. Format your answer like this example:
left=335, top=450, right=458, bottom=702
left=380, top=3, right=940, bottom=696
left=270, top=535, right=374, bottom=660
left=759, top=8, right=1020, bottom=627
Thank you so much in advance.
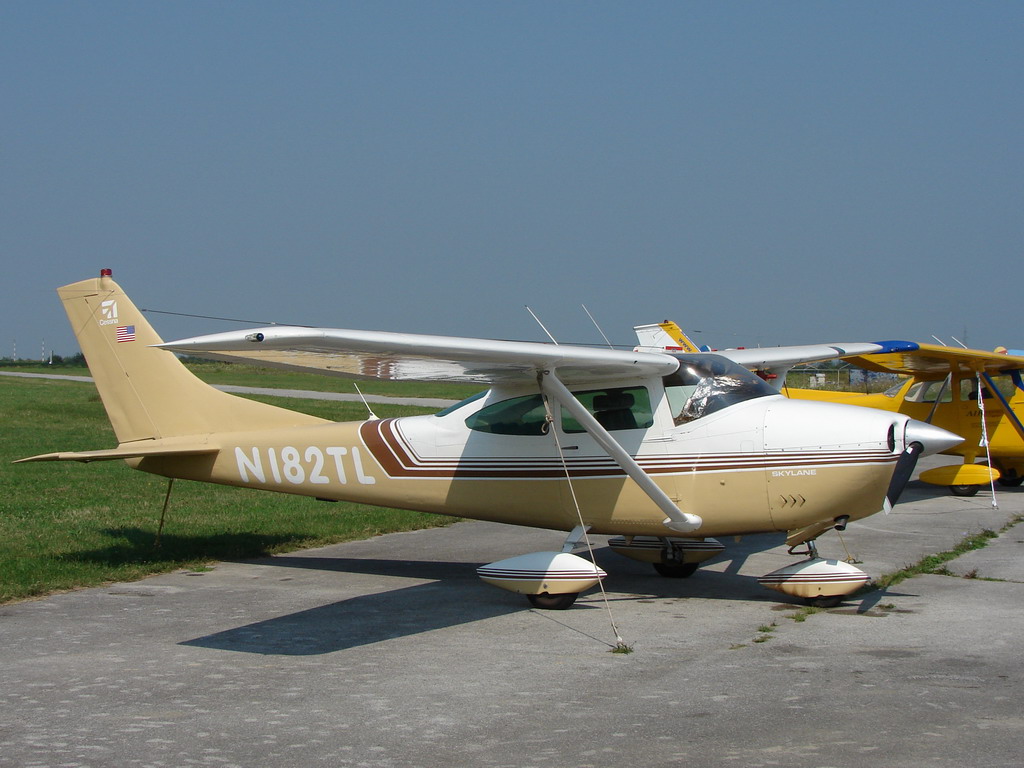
left=664, top=353, right=776, bottom=425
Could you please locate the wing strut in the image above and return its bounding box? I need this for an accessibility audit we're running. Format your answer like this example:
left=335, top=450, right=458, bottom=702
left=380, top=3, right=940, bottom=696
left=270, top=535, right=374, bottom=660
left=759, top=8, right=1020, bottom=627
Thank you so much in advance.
left=981, top=372, right=1024, bottom=443
left=538, top=370, right=703, bottom=533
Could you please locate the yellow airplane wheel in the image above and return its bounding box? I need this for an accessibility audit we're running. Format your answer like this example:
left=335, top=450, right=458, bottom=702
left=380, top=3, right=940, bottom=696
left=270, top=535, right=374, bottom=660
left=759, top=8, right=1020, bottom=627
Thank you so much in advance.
left=997, top=471, right=1024, bottom=487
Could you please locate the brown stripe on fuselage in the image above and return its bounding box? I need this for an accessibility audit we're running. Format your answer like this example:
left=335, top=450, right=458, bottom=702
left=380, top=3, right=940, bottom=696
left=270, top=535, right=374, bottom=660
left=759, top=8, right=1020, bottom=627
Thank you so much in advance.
left=360, top=419, right=900, bottom=481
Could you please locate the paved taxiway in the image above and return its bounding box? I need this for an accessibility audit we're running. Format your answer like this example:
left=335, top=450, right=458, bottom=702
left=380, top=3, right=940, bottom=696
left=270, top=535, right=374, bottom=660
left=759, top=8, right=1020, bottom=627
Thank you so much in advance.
left=3, top=458, right=1023, bottom=768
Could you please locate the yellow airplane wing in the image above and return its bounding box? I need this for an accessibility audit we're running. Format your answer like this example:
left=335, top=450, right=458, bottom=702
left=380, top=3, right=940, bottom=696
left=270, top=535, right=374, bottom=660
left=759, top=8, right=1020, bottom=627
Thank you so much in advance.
left=843, top=344, right=1024, bottom=378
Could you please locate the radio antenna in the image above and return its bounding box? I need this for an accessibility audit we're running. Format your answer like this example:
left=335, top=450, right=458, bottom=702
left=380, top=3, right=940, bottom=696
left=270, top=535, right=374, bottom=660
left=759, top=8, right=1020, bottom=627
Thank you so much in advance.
left=525, top=306, right=559, bottom=345
left=582, top=304, right=614, bottom=349
left=353, top=383, right=379, bottom=421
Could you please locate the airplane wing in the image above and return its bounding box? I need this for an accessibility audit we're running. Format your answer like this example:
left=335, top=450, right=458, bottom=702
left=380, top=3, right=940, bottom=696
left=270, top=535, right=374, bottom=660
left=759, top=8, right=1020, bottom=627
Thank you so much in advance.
left=840, top=344, right=1024, bottom=378
left=720, top=341, right=921, bottom=371
left=634, top=323, right=918, bottom=369
left=634, top=321, right=921, bottom=389
left=161, top=327, right=702, bottom=531
left=158, top=326, right=681, bottom=386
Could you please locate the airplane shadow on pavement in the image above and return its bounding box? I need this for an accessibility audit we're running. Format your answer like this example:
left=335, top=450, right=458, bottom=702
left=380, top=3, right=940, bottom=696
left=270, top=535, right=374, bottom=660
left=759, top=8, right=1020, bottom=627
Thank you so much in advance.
left=180, top=535, right=792, bottom=655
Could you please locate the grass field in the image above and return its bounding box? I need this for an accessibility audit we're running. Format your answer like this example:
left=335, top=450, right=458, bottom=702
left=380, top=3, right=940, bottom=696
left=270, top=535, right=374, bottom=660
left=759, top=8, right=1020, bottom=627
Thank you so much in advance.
left=0, top=375, right=462, bottom=604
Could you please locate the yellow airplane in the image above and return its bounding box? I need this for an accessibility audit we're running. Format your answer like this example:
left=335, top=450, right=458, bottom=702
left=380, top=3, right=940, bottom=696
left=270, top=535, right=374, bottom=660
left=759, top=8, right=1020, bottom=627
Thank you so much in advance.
left=638, top=321, right=1024, bottom=497
left=18, top=273, right=961, bottom=609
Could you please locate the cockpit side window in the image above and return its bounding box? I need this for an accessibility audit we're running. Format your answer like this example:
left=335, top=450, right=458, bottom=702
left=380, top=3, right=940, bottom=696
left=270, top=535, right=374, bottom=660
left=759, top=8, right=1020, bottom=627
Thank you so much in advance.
left=435, top=390, right=487, bottom=417
left=906, top=380, right=951, bottom=403
left=464, top=386, right=655, bottom=436
left=464, top=394, right=549, bottom=436
left=664, top=354, right=776, bottom=425
left=883, top=380, right=907, bottom=398
left=960, top=374, right=1016, bottom=402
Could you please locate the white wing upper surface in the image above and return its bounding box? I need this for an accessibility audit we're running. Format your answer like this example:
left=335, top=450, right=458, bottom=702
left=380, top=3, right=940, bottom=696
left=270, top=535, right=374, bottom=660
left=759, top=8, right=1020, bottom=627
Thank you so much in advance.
left=158, top=326, right=681, bottom=387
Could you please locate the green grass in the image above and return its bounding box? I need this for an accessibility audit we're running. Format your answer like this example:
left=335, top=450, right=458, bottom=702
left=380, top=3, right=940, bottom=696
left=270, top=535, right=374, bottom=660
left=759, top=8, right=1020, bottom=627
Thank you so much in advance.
left=871, top=528, right=1001, bottom=590
left=1, top=377, right=459, bottom=604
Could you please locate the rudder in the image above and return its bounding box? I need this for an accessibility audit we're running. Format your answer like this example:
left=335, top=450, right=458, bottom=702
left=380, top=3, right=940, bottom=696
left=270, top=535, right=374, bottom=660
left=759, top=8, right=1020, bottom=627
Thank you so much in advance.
left=60, top=270, right=323, bottom=444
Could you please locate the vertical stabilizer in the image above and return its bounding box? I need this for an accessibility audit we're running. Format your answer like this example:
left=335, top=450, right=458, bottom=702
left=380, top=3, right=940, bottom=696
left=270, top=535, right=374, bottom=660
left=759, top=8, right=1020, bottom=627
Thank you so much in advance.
left=633, top=321, right=703, bottom=354
left=59, top=271, right=324, bottom=444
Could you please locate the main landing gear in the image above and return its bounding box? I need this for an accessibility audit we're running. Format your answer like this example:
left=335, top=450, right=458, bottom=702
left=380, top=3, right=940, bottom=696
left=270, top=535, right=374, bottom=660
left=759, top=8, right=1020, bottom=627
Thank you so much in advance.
left=526, top=592, right=580, bottom=610
left=607, top=535, right=725, bottom=579
left=475, top=527, right=607, bottom=610
left=476, top=530, right=727, bottom=610
left=652, top=561, right=699, bottom=578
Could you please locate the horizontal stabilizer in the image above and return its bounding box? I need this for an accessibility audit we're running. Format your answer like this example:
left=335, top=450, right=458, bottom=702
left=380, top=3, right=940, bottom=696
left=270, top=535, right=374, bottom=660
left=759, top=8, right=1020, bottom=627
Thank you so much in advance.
left=16, top=442, right=219, bottom=464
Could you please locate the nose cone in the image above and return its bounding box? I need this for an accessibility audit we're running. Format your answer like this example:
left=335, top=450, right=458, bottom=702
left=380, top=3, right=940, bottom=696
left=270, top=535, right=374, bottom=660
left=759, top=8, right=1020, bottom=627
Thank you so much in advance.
left=904, top=420, right=963, bottom=456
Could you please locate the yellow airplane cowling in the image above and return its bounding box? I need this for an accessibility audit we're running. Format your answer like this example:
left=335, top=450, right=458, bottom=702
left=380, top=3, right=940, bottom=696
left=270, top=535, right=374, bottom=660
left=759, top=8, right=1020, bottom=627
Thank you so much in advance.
left=919, top=463, right=1000, bottom=486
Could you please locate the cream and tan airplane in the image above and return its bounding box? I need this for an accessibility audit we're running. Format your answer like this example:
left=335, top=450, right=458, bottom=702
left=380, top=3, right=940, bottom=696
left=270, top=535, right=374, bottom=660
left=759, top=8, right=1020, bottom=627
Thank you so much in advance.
left=19, top=272, right=961, bottom=609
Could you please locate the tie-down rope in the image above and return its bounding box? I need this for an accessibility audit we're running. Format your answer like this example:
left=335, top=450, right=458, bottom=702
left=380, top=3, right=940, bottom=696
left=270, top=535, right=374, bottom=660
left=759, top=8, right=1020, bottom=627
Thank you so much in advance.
left=976, top=373, right=999, bottom=509
left=540, top=393, right=629, bottom=651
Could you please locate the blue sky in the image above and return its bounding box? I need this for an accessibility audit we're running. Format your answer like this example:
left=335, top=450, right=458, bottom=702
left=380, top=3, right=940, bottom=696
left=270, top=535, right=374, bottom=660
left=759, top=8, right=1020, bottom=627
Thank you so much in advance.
left=3, top=1, right=1022, bottom=358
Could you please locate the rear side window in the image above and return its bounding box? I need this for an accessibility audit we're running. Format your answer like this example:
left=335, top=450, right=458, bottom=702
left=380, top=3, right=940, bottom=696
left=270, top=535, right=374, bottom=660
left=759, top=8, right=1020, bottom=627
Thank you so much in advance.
left=464, top=386, right=654, bottom=436
left=464, top=394, right=549, bottom=436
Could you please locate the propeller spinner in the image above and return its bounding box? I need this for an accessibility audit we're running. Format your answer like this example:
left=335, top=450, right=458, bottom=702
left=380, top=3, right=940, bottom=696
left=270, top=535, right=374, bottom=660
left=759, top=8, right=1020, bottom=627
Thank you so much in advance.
left=885, top=420, right=963, bottom=510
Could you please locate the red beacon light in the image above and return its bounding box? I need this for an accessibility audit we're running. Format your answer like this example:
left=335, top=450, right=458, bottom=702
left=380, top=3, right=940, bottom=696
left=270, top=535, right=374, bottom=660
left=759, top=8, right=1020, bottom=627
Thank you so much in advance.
left=100, top=268, right=113, bottom=277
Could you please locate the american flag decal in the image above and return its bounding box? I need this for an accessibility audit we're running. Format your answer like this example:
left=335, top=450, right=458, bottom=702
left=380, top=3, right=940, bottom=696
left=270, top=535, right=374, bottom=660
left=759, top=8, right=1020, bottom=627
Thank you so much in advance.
left=116, top=325, right=136, bottom=343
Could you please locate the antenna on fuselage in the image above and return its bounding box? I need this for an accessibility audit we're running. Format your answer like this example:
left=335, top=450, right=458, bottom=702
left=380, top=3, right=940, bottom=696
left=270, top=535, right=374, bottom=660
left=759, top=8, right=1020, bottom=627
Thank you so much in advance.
left=353, top=383, right=380, bottom=421
left=525, top=306, right=559, bottom=345
left=582, top=304, right=614, bottom=349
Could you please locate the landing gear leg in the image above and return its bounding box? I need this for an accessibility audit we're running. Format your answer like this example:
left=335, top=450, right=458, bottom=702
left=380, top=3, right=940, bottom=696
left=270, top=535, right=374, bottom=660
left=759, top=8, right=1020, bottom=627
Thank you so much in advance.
left=790, top=539, right=842, bottom=605
left=787, top=539, right=820, bottom=559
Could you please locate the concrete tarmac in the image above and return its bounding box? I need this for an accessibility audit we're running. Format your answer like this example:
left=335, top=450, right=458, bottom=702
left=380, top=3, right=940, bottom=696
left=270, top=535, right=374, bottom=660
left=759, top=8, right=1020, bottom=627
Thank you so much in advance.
left=2, top=460, right=1023, bottom=768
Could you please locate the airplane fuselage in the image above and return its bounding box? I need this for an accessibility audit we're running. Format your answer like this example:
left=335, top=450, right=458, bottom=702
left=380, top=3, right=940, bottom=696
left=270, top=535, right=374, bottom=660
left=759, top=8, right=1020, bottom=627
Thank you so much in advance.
left=132, top=378, right=907, bottom=539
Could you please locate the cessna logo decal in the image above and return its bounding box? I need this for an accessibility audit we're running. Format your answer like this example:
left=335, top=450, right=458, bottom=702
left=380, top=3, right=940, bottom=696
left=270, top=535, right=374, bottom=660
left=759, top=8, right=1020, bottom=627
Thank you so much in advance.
left=98, top=299, right=119, bottom=326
